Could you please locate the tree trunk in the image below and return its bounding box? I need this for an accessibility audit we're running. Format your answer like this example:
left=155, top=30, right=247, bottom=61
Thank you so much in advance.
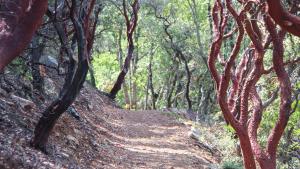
left=188, top=0, right=207, bottom=66
left=115, top=25, right=130, bottom=105
left=149, top=54, right=156, bottom=110
left=197, top=86, right=211, bottom=121
left=266, top=0, right=300, bottom=37
left=239, top=134, right=257, bottom=169
left=166, top=68, right=178, bottom=108
left=130, top=27, right=140, bottom=109
left=109, top=0, right=139, bottom=99
left=172, top=51, right=193, bottom=117
left=145, top=77, right=150, bottom=110
left=32, top=61, right=88, bottom=151
left=32, top=0, right=97, bottom=151
left=180, top=53, right=193, bottom=113
left=89, top=65, right=97, bottom=87
left=0, top=0, right=48, bottom=71
left=207, top=0, right=213, bottom=43
left=110, top=43, right=134, bottom=99
left=31, top=35, right=45, bottom=93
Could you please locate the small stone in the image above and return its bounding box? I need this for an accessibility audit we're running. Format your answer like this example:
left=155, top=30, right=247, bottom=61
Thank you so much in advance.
left=73, top=129, right=81, bottom=135
left=42, top=161, right=54, bottom=167
left=66, top=135, right=79, bottom=145
left=88, top=103, right=94, bottom=110
left=0, top=88, right=8, bottom=97
left=188, top=126, right=201, bottom=140
left=67, top=107, right=80, bottom=120
left=60, top=152, right=70, bottom=158
left=39, top=55, right=58, bottom=67
left=55, top=132, right=60, bottom=137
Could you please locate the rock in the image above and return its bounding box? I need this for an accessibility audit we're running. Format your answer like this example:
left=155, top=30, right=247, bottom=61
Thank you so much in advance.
left=10, top=95, right=35, bottom=112
left=66, top=135, right=79, bottom=145
left=0, top=88, right=8, bottom=97
left=42, top=161, right=55, bottom=167
left=91, top=140, right=100, bottom=148
left=87, top=103, right=94, bottom=110
left=73, top=129, right=82, bottom=135
left=39, top=55, right=58, bottom=67
left=54, top=132, right=60, bottom=138
left=44, top=78, right=58, bottom=98
left=67, top=106, right=80, bottom=120
left=188, top=126, right=201, bottom=140
left=60, top=152, right=70, bottom=158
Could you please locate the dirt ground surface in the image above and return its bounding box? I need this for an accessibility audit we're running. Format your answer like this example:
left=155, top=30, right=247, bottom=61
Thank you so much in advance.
left=0, top=84, right=218, bottom=169
left=100, top=108, right=218, bottom=169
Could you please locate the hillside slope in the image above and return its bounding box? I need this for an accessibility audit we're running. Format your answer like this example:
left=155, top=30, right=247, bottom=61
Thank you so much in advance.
left=0, top=83, right=218, bottom=169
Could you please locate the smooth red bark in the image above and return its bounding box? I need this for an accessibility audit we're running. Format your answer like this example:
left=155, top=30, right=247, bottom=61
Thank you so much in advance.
left=266, top=0, right=300, bottom=37
left=208, top=1, right=293, bottom=168
left=0, top=0, right=48, bottom=70
left=265, top=14, right=291, bottom=166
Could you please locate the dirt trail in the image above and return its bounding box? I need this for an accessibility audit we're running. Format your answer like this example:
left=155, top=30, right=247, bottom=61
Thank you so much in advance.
left=99, top=107, right=217, bottom=169
left=0, top=85, right=218, bottom=169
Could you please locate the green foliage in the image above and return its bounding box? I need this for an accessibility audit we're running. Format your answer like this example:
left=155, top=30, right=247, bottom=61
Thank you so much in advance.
left=224, top=125, right=235, bottom=134
left=222, top=160, right=243, bottom=169
left=8, top=58, right=32, bottom=81
left=92, top=52, right=120, bottom=91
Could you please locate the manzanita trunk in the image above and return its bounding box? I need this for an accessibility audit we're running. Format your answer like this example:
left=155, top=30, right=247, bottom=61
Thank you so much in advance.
left=266, top=0, right=300, bottom=37
left=32, top=0, right=100, bottom=151
left=207, top=0, right=294, bottom=168
left=0, top=0, right=48, bottom=70
left=109, top=0, right=140, bottom=99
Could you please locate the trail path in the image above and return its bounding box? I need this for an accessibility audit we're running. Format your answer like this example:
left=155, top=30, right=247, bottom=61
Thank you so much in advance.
left=0, top=86, right=218, bottom=169
left=99, top=107, right=217, bottom=169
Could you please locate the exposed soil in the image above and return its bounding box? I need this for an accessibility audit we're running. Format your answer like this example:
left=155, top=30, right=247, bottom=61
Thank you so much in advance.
left=0, top=83, right=218, bottom=169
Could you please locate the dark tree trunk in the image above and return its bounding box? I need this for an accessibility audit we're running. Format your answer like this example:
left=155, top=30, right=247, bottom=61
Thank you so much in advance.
left=32, top=0, right=97, bottom=151
left=31, top=35, right=45, bottom=93
left=130, top=27, right=140, bottom=109
left=171, top=71, right=184, bottom=108
left=32, top=61, right=88, bottom=151
left=149, top=56, right=156, bottom=110
left=144, top=44, right=156, bottom=110
left=197, top=86, right=212, bottom=121
left=167, top=71, right=178, bottom=108
left=180, top=52, right=192, bottom=113
left=110, top=43, right=134, bottom=99
left=109, top=0, right=139, bottom=99
left=207, top=0, right=213, bottom=42
left=145, top=79, right=149, bottom=110
left=89, top=66, right=97, bottom=88
left=156, top=12, right=193, bottom=114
